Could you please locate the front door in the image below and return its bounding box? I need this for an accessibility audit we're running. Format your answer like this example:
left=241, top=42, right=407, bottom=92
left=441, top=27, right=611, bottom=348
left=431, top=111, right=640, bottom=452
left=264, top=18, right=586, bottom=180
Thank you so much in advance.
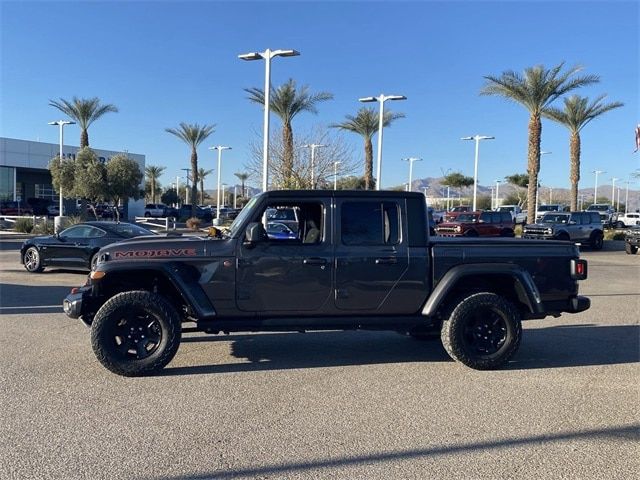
left=334, top=199, right=410, bottom=313
left=236, top=199, right=333, bottom=313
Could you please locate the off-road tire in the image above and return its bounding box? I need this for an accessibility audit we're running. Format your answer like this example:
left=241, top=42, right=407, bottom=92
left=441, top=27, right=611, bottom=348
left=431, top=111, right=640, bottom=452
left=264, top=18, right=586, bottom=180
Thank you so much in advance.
left=440, top=292, right=522, bottom=370
left=556, top=232, right=570, bottom=241
left=625, top=242, right=638, bottom=255
left=590, top=231, right=604, bottom=250
left=23, top=246, right=44, bottom=273
left=91, top=291, right=181, bottom=376
left=90, top=252, right=99, bottom=271
left=465, top=230, right=479, bottom=237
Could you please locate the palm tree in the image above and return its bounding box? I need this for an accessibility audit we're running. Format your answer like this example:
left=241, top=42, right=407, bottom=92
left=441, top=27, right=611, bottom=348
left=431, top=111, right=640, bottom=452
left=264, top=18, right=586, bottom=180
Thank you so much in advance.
left=197, top=167, right=214, bottom=205
left=49, top=96, right=118, bottom=148
left=481, top=62, right=599, bottom=216
left=145, top=165, right=165, bottom=203
left=165, top=123, right=215, bottom=217
left=331, top=107, right=404, bottom=190
left=245, top=79, right=333, bottom=188
left=543, top=95, right=623, bottom=210
left=234, top=172, right=249, bottom=198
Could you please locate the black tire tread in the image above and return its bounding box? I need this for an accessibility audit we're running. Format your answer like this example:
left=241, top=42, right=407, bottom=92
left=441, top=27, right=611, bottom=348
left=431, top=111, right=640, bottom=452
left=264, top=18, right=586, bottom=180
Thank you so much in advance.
left=91, top=291, right=181, bottom=376
left=590, top=231, right=604, bottom=250
left=625, top=242, right=638, bottom=255
left=441, top=292, right=522, bottom=370
left=23, top=246, right=44, bottom=273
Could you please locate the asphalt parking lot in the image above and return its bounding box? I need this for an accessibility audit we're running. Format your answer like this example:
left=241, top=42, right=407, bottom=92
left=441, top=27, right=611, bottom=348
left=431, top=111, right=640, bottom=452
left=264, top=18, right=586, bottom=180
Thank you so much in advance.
left=0, top=238, right=638, bottom=480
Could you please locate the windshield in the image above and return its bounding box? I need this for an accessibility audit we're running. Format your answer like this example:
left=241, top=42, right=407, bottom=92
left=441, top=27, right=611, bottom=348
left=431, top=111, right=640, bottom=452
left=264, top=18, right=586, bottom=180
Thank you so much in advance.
left=587, top=205, right=609, bottom=211
left=228, top=196, right=260, bottom=237
left=538, top=205, right=559, bottom=212
left=112, top=223, right=156, bottom=238
left=541, top=214, right=570, bottom=224
left=496, top=206, right=514, bottom=212
left=456, top=214, right=479, bottom=222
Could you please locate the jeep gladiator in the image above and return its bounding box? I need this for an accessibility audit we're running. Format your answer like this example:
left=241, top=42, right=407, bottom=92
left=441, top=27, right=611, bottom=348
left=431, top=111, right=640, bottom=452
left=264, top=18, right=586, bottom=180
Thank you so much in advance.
left=63, top=191, right=590, bottom=376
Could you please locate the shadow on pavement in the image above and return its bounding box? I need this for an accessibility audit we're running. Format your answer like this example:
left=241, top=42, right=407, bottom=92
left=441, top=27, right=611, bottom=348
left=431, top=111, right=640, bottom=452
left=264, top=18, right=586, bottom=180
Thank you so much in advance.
left=153, top=424, right=639, bottom=480
left=0, top=283, right=74, bottom=311
left=163, top=323, right=639, bottom=377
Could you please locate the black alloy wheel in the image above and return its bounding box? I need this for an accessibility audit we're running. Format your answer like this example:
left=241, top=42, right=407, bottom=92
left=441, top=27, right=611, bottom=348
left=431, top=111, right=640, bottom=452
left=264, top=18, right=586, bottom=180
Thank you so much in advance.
left=91, top=291, right=181, bottom=376
left=441, top=292, right=522, bottom=370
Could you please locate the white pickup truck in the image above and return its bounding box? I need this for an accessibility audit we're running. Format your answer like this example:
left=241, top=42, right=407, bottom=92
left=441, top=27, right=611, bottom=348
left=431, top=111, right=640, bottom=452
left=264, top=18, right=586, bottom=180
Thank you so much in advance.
left=495, top=205, right=527, bottom=225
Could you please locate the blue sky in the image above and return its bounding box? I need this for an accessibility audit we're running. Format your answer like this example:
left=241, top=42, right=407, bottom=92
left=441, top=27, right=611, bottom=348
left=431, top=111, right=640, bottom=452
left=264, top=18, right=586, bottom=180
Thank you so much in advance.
left=1, top=0, right=638, bottom=193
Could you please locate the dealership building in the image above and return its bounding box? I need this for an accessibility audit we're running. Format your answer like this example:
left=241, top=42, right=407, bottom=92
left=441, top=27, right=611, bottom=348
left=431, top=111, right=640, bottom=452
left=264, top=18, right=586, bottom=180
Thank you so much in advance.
left=0, top=137, right=145, bottom=218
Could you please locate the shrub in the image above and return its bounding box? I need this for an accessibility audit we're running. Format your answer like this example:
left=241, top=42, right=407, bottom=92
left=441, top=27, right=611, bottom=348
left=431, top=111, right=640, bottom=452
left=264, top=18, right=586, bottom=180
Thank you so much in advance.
left=604, top=230, right=625, bottom=241
left=32, top=219, right=55, bottom=235
left=14, top=218, right=34, bottom=233
left=514, top=225, right=523, bottom=237
left=186, top=217, right=201, bottom=230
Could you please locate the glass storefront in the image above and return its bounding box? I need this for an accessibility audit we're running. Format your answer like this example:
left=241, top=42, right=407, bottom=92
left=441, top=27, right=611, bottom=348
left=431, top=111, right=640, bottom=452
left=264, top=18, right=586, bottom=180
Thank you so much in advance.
left=0, top=166, right=15, bottom=201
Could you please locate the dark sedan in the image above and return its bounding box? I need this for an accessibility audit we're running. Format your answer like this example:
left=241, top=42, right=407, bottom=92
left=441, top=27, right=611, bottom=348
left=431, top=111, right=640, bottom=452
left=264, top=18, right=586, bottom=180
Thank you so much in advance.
left=20, top=221, right=155, bottom=273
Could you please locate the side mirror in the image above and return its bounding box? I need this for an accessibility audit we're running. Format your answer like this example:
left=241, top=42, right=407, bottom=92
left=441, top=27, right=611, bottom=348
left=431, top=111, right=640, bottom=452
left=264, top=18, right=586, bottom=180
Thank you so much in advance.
left=568, top=220, right=577, bottom=225
left=244, top=222, right=267, bottom=247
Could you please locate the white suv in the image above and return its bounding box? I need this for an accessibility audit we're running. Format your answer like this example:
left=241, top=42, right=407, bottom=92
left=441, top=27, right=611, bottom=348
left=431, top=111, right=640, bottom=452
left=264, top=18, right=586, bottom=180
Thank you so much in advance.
left=144, top=203, right=169, bottom=217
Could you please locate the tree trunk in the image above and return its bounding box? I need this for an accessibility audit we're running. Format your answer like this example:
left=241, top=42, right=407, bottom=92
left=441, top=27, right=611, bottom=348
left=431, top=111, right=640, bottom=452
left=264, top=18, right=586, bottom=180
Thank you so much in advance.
left=190, top=148, right=198, bottom=217
left=241, top=180, right=245, bottom=198
left=200, top=179, right=205, bottom=205
left=364, top=137, right=373, bottom=190
left=80, top=129, right=89, bottom=149
left=569, top=131, right=581, bottom=211
left=526, top=114, right=542, bottom=221
left=282, top=122, right=294, bottom=188
left=151, top=179, right=156, bottom=204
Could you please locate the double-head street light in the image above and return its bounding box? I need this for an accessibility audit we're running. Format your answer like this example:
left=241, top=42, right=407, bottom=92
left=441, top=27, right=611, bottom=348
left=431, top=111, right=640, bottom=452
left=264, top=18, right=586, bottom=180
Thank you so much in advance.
left=301, top=143, right=326, bottom=188
left=48, top=120, right=75, bottom=233
left=403, top=157, right=422, bottom=192
left=593, top=170, right=606, bottom=201
left=239, top=48, right=300, bottom=192
left=209, top=146, right=231, bottom=223
left=461, top=135, right=494, bottom=211
left=359, top=94, right=407, bottom=190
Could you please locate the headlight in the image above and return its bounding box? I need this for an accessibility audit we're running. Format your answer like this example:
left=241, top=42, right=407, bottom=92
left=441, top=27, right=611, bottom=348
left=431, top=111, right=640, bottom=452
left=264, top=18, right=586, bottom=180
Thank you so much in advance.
left=545, top=228, right=553, bottom=234
left=454, top=225, right=462, bottom=233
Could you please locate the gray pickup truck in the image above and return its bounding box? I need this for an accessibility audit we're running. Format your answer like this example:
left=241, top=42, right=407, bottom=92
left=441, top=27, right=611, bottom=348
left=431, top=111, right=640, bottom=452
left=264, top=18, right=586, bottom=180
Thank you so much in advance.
left=64, top=191, right=590, bottom=376
left=522, top=211, right=604, bottom=249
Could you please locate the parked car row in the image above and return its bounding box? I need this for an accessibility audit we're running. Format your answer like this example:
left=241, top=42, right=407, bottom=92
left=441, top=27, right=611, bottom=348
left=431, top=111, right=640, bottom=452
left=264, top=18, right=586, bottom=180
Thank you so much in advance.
left=144, top=203, right=243, bottom=221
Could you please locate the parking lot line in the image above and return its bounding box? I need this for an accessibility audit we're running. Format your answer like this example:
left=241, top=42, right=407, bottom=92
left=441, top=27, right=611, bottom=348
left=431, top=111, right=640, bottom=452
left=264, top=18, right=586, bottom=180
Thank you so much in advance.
left=0, top=305, right=60, bottom=310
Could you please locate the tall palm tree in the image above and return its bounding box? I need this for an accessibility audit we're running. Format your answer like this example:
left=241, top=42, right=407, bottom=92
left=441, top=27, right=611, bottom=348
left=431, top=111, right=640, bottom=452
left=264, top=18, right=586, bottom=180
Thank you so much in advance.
left=49, top=96, right=118, bottom=148
left=165, top=123, right=215, bottom=217
left=197, top=167, right=214, bottom=205
left=330, top=107, right=404, bottom=190
left=543, top=95, right=623, bottom=210
left=245, top=79, right=333, bottom=188
left=481, top=63, right=599, bottom=216
left=145, top=165, right=165, bottom=203
left=234, top=172, right=249, bottom=198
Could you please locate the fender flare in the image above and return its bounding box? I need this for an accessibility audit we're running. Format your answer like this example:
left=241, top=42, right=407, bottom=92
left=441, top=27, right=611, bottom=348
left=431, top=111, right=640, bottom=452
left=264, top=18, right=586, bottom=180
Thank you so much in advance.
left=422, top=263, right=543, bottom=316
left=96, top=261, right=216, bottom=318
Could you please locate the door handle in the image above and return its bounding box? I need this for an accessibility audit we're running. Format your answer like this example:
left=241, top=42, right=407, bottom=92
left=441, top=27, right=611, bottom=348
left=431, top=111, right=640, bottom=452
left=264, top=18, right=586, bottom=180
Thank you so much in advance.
left=375, top=257, right=397, bottom=265
left=303, top=257, right=327, bottom=266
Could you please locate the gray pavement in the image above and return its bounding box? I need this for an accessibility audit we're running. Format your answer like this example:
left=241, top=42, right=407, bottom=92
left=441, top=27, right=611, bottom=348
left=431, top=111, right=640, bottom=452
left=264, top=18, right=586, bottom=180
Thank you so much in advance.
left=0, top=240, right=638, bottom=479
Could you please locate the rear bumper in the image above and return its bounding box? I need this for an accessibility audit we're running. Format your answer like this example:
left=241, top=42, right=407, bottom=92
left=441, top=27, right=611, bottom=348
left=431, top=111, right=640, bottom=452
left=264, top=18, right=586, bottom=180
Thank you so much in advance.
left=570, top=295, right=590, bottom=313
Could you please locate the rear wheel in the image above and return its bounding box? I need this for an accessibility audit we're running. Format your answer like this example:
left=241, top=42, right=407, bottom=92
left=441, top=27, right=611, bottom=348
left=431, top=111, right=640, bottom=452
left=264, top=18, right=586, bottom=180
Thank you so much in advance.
left=590, top=231, right=604, bottom=250
left=625, top=242, right=638, bottom=255
left=91, top=291, right=181, bottom=376
left=441, top=292, right=522, bottom=370
left=23, top=247, right=44, bottom=273
left=500, top=228, right=515, bottom=237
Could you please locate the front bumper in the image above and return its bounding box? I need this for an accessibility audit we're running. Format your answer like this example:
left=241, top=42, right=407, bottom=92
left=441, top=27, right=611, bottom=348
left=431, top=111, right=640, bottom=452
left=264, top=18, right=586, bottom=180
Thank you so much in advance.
left=63, top=285, right=97, bottom=325
left=626, top=236, right=640, bottom=247
left=522, top=234, right=555, bottom=240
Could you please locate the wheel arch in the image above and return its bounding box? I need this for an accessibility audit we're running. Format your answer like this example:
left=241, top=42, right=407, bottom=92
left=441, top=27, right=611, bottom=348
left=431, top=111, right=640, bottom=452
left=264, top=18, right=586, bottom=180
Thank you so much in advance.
left=422, top=264, right=543, bottom=318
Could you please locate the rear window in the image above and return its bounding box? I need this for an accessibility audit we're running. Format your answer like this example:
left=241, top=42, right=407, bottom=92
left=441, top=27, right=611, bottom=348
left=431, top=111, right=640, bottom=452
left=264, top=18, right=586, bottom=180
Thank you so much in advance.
left=111, top=223, right=155, bottom=238
left=341, top=201, right=400, bottom=246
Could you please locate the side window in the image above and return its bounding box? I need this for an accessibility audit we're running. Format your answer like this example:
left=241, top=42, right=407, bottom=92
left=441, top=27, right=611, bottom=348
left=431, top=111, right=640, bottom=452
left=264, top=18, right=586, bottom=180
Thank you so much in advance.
left=87, top=227, right=106, bottom=238
left=62, top=226, right=91, bottom=238
left=341, top=201, right=400, bottom=246
left=479, top=212, right=491, bottom=223
left=257, top=202, right=323, bottom=244
left=590, top=212, right=601, bottom=224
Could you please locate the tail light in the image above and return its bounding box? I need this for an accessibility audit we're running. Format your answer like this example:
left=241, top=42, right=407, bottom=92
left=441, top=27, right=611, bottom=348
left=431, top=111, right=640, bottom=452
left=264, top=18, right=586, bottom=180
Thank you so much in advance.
left=571, top=259, right=588, bottom=280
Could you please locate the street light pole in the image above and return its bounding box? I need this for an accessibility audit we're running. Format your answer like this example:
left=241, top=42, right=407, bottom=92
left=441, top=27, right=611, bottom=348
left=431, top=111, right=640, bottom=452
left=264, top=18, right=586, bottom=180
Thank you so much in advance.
left=403, top=157, right=422, bottom=192
left=181, top=168, right=191, bottom=204
left=593, top=170, right=605, bottom=201
left=333, top=161, right=341, bottom=190
left=359, top=94, right=407, bottom=190
left=209, top=146, right=231, bottom=224
left=461, top=135, right=494, bottom=210
left=48, top=120, right=75, bottom=233
left=610, top=177, right=619, bottom=204
left=239, top=48, right=300, bottom=192
left=495, top=180, right=501, bottom=209
left=301, top=143, right=326, bottom=188
left=624, top=180, right=631, bottom=214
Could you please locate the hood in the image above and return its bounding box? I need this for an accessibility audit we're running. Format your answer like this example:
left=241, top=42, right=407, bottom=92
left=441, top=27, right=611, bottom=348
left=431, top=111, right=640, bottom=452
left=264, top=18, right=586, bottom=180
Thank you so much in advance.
left=97, top=235, right=235, bottom=263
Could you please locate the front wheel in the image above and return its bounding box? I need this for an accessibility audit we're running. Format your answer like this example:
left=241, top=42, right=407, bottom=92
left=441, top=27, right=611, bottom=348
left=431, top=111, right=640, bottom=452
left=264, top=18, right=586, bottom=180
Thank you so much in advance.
left=23, top=246, right=44, bottom=273
left=91, top=291, right=181, bottom=376
left=625, top=243, right=638, bottom=255
left=440, top=292, right=522, bottom=370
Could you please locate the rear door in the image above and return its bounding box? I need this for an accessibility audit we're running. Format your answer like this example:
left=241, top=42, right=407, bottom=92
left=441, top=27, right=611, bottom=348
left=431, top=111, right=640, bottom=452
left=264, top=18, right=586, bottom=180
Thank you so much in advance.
left=334, top=198, right=410, bottom=312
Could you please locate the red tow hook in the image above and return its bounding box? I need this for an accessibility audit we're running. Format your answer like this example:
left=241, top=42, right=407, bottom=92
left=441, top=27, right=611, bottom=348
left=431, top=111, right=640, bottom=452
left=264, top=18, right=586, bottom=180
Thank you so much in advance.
left=71, top=287, right=80, bottom=294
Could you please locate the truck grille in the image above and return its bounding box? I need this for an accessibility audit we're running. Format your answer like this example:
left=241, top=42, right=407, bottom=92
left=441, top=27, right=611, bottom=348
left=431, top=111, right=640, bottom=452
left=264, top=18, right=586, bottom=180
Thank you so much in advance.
left=523, top=227, right=549, bottom=235
left=436, top=227, right=459, bottom=233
